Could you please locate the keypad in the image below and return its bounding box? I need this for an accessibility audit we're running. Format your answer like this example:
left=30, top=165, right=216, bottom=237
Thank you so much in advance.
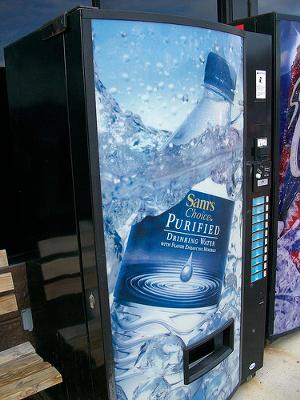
left=251, top=196, right=269, bottom=283
left=252, top=239, right=264, bottom=250
left=252, top=263, right=263, bottom=274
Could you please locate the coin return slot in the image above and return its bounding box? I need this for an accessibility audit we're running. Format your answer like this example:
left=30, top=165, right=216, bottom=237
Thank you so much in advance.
left=183, top=319, right=234, bottom=384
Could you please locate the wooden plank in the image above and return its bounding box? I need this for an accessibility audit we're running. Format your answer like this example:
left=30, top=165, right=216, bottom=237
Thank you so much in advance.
left=0, top=273, right=14, bottom=294
left=0, top=365, right=62, bottom=400
left=0, top=360, right=50, bottom=387
left=0, top=343, right=35, bottom=366
left=9, top=262, right=30, bottom=310
left=0, top=353, right=42, bottom=379
left=0, top=308, right=19, bottom=325
left=0, top=294, right=18, bottom=316
left=0, top=250, right=8, bottom=269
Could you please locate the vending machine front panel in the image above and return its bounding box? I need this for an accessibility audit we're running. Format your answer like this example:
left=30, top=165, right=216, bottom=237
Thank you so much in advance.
left=90, top=15, right=244, bottom=400
left=273, top=18, right=300, bottom=336
left=233, top=13, right=300, bottom=340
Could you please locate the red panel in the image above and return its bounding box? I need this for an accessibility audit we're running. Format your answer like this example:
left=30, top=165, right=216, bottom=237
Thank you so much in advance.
left=235, top=24, right=245, bottom=31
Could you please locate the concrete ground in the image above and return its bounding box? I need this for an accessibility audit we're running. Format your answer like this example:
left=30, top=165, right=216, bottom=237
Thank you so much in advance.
left=233, top=331, right=300, bottom=399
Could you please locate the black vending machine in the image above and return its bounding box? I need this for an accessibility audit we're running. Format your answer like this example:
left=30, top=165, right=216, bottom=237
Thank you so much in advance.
left=5, top=7, right=271, bottom=399
left=234, top=13, right=300, bottom=341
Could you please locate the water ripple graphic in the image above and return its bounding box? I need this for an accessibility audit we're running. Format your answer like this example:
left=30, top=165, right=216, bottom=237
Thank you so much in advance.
left=121, top=265, right=221, bottom=308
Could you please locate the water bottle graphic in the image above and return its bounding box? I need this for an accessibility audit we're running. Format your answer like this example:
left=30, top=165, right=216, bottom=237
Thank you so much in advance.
left=169, top=52, right=236, bottom=146
left=110, top=52, right=239, bottom=400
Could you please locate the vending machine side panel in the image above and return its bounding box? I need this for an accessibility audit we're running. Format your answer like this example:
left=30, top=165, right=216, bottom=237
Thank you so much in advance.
left=4, top=9, right=103, bottom=400
left=0, top=68, right=21, bottom=256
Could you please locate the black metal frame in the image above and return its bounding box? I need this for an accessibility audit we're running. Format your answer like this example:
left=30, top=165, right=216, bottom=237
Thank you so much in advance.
left=76, top=7, right=246, bottom=398
left=270, top=12, right=281, bottom=341
left=81, top=6, right=246, bottom=34
left=63, top=10, right=109, bottom=399
left=240, top=29, right=271, bottom=381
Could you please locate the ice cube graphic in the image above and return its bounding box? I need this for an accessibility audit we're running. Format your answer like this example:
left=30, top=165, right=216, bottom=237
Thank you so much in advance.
left=135, top=334, right=183, bottom=376
left=116, top=385, right=128, bottom=400
left=169, top=387, right=191, bottom=400
left=132, top=377, right=171, bottom=400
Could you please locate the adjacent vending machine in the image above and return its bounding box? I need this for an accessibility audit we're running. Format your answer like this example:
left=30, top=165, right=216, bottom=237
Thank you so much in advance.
left=5, top=7, right=270, bottom=399
left=234, top=13, right=300, bottom=341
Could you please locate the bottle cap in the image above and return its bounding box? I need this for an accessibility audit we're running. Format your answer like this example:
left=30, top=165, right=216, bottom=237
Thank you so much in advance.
left=204, top=52, right=237, bottom=103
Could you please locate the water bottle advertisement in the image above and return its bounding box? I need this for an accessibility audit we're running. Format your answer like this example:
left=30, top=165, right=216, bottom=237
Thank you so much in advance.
left=275, top=20, right=300, bottom=336
left=92, top=19, right=244, bottom=400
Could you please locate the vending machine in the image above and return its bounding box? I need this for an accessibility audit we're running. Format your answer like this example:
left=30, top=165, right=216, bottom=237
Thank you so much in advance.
left=234, top=13, right=300, bottom=341
left=5, top=7, right=270, bottom=399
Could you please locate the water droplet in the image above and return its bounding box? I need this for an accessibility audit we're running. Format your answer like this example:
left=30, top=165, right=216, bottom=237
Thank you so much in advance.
left=180, top=35, right=187, bottom=44
left=180, top=253, right=193, bottom=282
left=199, top=54, right=205, bottom=64
left=109, top=87, right=117, bottom=94
left=141, top=94, right=149, bottom=102
left=182, top=94, right=189, bottom=103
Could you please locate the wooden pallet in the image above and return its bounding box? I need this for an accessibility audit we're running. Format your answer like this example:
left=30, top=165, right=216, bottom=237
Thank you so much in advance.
left=0, top=342, right=62, bottom=400
left=0, top=250, right=62, bottom=399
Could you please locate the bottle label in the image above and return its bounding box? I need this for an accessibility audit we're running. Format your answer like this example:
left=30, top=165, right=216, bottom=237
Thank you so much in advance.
left=114, top=190, right=234, bottom=308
